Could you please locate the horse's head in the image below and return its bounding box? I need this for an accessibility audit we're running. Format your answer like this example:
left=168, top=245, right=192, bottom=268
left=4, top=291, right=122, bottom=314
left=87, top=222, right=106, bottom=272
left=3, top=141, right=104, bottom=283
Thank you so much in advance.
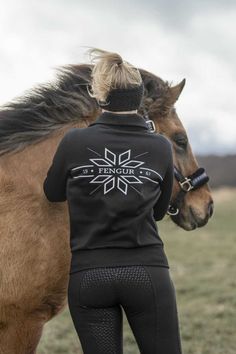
left=140, top=69, right=214, bottom=230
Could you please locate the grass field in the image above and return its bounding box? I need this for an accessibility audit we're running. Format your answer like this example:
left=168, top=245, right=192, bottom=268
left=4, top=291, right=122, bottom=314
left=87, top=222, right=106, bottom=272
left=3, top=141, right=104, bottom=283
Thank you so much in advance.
left=38, top=188, right=236, bottom=354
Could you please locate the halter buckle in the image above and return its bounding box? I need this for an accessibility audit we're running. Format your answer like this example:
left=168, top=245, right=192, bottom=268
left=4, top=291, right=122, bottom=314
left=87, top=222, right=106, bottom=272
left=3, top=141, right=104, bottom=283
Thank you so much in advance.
left=179, top=178, right=194, bottom=192
left=145, top=120, right=156, bottom=133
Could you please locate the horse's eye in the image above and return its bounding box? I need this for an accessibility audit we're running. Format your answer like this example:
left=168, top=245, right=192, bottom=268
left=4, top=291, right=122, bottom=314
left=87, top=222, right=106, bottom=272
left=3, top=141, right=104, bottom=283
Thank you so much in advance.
left=173, top=134, right=188, bottom=150
left=176, top=138, right=188, bottom=148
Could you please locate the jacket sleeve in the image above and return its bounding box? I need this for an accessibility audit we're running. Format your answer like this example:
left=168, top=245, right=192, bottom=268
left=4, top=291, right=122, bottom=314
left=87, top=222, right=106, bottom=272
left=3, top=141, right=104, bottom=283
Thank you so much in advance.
left=43, top=132, right=70, bottom=202
left=153, top=144, right=174, bottom=221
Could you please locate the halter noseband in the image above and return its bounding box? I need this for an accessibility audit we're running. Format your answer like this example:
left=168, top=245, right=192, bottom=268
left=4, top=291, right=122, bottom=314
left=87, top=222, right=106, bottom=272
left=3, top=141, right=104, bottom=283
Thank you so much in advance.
left=141, top=107, right=210, bottom=216
left=167, top=166, right=209, bottom=216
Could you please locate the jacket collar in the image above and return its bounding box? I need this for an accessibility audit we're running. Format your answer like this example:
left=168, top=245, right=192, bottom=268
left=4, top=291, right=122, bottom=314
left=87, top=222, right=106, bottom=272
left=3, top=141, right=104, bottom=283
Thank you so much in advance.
left=88, top=111, right=149, bottom=131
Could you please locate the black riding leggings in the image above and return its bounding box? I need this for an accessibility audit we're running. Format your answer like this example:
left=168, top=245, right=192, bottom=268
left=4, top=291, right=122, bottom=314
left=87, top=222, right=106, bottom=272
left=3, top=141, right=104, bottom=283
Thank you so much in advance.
left=67, top=265, right=182, bottom=354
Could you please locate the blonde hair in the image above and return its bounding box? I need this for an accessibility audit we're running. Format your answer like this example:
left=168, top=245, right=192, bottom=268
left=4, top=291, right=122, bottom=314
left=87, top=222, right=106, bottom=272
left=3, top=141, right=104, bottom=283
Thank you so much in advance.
left=86, top=47, right=142, bottom=102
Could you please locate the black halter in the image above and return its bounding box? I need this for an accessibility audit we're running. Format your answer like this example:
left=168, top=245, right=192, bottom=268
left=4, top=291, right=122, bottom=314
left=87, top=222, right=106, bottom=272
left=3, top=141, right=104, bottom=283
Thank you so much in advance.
left=141, top=107, right=210, bottom=216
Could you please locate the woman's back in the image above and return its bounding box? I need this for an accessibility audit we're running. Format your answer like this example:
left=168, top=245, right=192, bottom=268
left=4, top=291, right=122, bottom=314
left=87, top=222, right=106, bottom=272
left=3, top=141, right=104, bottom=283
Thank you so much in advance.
left=43, top=109, right=173, bottom=274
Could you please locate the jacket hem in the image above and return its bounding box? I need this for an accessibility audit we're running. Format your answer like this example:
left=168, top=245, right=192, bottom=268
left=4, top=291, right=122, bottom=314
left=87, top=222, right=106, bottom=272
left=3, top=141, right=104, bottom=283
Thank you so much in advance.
left=69, top=245, right=169, bottom=274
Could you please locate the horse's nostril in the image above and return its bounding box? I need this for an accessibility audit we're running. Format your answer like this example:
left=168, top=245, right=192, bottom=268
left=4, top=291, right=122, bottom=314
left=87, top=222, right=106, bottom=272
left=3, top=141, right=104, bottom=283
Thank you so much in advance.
left=208, top=201, right=214, bottom=217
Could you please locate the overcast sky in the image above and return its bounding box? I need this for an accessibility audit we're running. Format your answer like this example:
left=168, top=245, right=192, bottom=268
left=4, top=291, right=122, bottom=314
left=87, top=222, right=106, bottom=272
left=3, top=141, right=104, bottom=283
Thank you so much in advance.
left=0, top=0, right=235, bottom=155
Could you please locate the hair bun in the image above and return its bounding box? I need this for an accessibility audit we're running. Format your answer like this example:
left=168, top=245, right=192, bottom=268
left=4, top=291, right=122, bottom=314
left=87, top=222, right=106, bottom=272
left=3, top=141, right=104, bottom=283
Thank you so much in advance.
left=87, top=47, right=142, bottom=103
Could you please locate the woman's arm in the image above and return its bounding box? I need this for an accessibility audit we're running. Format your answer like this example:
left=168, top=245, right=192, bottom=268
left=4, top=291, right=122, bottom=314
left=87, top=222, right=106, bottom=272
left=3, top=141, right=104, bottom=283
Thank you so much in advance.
left=153, top=145, right=174, bottom=221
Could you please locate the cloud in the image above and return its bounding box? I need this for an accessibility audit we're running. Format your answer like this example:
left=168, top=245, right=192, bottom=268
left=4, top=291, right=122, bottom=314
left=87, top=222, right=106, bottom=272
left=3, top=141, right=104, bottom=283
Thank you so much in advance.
left=0, top=0, right=235, bottom=155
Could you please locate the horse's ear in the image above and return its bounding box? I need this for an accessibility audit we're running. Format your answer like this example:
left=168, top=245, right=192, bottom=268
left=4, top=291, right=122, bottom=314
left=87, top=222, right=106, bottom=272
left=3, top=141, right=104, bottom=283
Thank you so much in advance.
left=169, top=79, right=186, bottom=104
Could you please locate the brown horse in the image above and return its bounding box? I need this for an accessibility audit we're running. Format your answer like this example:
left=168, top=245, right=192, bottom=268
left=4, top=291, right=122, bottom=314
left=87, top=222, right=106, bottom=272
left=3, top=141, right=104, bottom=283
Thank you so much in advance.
left=0, top=64, right=213, bottom=353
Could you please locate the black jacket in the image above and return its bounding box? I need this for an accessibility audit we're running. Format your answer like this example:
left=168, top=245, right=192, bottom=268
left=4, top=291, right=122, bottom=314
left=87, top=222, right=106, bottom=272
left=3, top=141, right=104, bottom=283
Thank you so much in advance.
left=43, top=112, right=174, bottom=274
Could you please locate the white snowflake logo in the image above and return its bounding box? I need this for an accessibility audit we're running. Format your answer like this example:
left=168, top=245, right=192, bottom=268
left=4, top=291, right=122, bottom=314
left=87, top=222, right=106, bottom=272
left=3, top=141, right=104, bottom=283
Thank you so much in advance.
left=70, top=147, right=163, bottom=195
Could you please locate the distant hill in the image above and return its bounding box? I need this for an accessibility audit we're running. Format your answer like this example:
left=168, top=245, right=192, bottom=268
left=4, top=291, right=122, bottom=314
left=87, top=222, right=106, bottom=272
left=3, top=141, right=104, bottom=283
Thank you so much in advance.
left=196, top=155, right=236, bottom=188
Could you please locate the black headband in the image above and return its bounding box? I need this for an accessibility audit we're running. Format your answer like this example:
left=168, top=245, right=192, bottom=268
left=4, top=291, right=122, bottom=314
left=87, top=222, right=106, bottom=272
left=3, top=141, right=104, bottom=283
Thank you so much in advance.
left=98, top=82, right=144, bottom=112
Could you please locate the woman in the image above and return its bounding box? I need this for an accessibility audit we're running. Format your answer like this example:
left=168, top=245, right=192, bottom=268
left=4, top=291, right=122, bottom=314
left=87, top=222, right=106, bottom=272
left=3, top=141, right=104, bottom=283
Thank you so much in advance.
left=43, top=48, right=183, bottom=354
